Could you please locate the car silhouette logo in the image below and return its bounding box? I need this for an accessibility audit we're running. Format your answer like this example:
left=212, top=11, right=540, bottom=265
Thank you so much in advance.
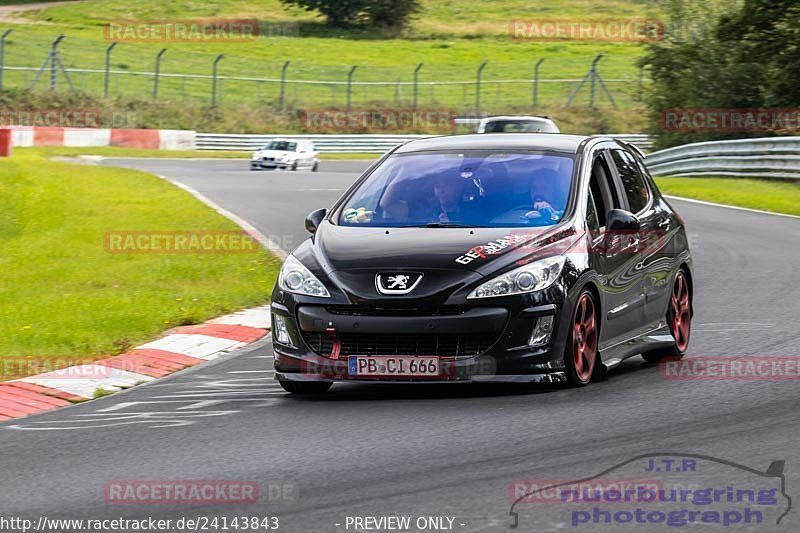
left=376, top=273, right=423, bottom=295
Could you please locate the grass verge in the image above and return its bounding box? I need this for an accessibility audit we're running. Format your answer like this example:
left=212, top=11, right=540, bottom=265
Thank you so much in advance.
left=655, top=177, right=800, bottom=217
left=0, top=150, right=280, bottom=379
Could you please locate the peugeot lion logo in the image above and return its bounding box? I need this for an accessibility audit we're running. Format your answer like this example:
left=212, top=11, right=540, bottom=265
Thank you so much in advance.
left=376, top=272, right=423, bottom=295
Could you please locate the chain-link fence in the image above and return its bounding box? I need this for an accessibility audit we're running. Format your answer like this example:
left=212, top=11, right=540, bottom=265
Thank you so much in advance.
left=0, top=29, right=646, bottom=113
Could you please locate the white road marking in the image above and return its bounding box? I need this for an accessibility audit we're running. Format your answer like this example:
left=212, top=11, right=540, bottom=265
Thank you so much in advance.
left=665, top=195, right=800, bottom=220
left=18, top=366, right=153, bottom=398
left=137, top=334, right=246, bottom=360
left=211, top=306, right=271, bottom=329
left=160, top=175, right=288, bottom=259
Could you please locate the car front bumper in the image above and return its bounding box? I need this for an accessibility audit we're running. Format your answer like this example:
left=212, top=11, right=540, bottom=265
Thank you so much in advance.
left=251, top=160, right=292, bottom=170
left=271, top=283, right=574, bottom=385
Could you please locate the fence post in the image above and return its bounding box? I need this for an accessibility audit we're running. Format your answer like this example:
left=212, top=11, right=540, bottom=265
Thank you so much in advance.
left=211, top=54, right=224, bottom=106
left=153, top=48, right=166, bottom=101
left=279, top=60, right=289, bottom=110
left=104, top=42, right=117, bottom=98
left=413, top=63, right=423, bottom=110
left=50, top=35, right=65, bottom=91
left=532, top=57, right=545, bottom=107
left=346, top=65, right=357, bottom=112
left=475, top=60, right=488, bottom=115
left=0, top=29, right=11, bottom=93
left=589, top=54, right=601, bottom=107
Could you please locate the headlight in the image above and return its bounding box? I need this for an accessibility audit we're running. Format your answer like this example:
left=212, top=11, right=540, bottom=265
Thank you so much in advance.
left=467, top=256, right=566, bottom=299
left=278, top=255, right=331, bottom=298
left=251, top=152, right=261, bottom=160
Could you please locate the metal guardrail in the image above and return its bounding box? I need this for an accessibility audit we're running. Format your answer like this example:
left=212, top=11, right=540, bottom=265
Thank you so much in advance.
left=196, top=133, right=653, bottom=153
left=195, top=133, right=431, bottom=153
left=646, top=137, right=800, bottom=179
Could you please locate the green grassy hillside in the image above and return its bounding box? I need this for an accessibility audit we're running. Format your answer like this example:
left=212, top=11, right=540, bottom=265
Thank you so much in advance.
left=0, top=0, right=658, bottom=131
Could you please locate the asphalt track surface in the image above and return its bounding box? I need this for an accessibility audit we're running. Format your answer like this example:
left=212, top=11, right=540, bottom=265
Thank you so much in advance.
left=2, top=158, right=799, bottom=532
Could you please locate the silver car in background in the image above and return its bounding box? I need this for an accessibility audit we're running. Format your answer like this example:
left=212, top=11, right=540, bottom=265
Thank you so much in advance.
left=251, top=139, right=320, bottom=171
left=476, top=116, right=560, bottom=134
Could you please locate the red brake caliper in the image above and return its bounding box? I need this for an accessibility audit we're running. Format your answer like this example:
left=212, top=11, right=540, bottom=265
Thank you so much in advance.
left=325, top=323, right=341, bottom=360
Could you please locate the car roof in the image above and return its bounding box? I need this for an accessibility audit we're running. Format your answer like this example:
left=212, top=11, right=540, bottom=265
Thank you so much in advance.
left=394, top=133, right=590, bottom=154
left=479, top=116, right=554, bottom=122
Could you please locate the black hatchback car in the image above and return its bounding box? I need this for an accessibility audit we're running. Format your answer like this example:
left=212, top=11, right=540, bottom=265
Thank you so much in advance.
left=271, top=134, right=693, bottom=393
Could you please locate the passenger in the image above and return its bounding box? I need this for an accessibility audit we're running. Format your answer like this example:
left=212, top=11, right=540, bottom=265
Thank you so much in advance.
left=523, top=168, right=570, bottom=221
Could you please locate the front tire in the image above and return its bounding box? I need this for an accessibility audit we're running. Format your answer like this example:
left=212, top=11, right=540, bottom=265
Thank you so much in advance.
left=279, top=380, right=332, bottom=394
left=291, top=161, right=298, bottom=171
left=564, top=290, right=599, bottom=386
left=312, top=161, right=319, bottom=172
left=642, top=270, right=692, bottom=363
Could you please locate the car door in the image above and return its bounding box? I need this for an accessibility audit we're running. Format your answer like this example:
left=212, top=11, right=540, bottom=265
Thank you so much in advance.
left=588, top=146, right=646, bottom=346
left=300, top=141, right=312, bottom=166
left=612, top=146, right=675, bottom=329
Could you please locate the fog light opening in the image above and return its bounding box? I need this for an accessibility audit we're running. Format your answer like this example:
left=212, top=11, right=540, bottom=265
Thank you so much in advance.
left=273, top=314, right=296, bottom=348
left=528, top=315, right=555, bottom=347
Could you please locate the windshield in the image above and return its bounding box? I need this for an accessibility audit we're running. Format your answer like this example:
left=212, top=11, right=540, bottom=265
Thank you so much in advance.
left=264, top=141, right=297, bottom=151
left=338, top=151, right=574, bottom=228
left=484, top=120, right=556, bottom=133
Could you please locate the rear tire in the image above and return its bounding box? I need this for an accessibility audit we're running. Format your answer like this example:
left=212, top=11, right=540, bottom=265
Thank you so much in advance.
left=291, top=161, right=298, bottom=171
left=279, top=380, right=332, bottom=394
left=564, top=290, right=599, bottom=386
left=642, top=270, right=692, bottom=363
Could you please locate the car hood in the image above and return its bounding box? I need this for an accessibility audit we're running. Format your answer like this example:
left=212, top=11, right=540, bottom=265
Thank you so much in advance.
left=314, top=221, right=577, bottom=275
left=256, top=150, right=295, bottom=158
left=308, top=222, right=578, bottom=303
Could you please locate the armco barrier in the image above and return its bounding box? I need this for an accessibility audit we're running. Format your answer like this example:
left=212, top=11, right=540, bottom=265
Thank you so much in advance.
left=195, top=133, right=653, bottom=152
left=195, top=133, right=430, bottom=153
left=645, top=137, right=800, bottom=179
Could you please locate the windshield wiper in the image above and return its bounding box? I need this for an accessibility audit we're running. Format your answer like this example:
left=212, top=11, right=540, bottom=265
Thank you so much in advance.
left=425, top=222, right=478, bottom=228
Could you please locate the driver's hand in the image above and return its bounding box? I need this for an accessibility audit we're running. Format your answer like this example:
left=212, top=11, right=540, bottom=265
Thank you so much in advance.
left=523, top=210, right=542, bottom=219
left=533, top=200, right=554, bottom=211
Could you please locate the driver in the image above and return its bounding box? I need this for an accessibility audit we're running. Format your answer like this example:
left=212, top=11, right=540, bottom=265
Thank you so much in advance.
left=433, top=174, right=469, bottom=223
left=523, top=168, right=569, bottom=221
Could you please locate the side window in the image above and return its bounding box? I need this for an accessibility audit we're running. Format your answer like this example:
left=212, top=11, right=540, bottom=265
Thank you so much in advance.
left=589, top=153, right=616, bottom=228
left=610, top=148, right=649, bottom=213
left=586, top=189, right=601, bottom=233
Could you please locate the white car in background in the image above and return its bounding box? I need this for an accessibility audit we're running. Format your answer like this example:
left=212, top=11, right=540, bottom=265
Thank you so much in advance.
left=476, top=116, right=560, bottom=134
left=251, top=139, right=320, bottom=171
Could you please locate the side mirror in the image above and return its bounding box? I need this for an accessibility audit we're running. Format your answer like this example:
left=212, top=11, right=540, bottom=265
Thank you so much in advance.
left=606, top=209, right=640, bottom=232
left=603, top=209, right=640, bottom=252
left=305, top=208, right=327, bottom=234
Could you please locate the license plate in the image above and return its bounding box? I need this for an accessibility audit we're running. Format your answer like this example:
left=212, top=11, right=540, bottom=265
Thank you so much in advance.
left=348, top=356, right=440, bottom=377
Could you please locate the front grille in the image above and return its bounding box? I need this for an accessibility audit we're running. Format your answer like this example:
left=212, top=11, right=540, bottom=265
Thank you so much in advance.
left=325, top=305, right=466, bottom=317
left=302, top=332, right=498, bottom=358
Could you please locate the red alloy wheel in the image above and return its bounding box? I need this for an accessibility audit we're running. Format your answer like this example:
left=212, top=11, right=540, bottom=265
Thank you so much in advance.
left=670, top=271, right=691, bottom=352
left=572, top=292, right=598, bottom=383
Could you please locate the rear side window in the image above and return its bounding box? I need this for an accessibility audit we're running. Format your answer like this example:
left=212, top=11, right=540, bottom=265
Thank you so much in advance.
left=610, top=149, right=649, bottom=213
